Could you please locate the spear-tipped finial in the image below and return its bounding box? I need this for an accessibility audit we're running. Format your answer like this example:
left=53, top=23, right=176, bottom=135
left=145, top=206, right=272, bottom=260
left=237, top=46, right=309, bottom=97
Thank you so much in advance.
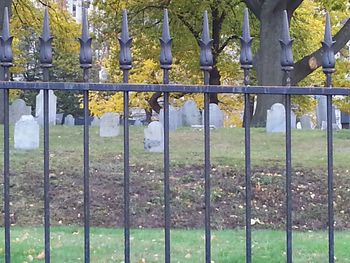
left=118, top=10, right=132, bottom=70
left=240, top=8, right=253, bottom=69
left=0, top=7, right=13, bottom=66
left=279, top=10, right=294, bottom=71
left=199, top=11, right=213, bottom=71
left=322, top=12, right=336, bottom=73
left=39, top=8, right=53, bottom=67
left=79, top=6, right=92, bottom=69
left=160, top=9, right=172, bottom=69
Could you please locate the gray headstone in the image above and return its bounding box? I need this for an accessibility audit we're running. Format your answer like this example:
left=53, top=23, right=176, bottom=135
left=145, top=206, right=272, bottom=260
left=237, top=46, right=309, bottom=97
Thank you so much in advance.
left=35, top=90, right=57, bottom=125
left=144, top=121, right=164, bottom=152
left=91, top=116, right=100, bottom=127
left=134, top=119, right=143, bottom=126
left=159, top=105, right=179, bottom=131
left=176, top=108, right=183, bottom=128
left=202, top=103, right=224, bottom=128
left=99, top=112, right=120, bottom=137
left=300, top=115, right=312, bottom=129
left=9, top=99, right=31, bottom=125
left=14, top=115, right=39, bottom=150
left=64, top=114, right=75, bottom=126
left=182, top=100, right=201, bottom=126
left=291, top=111, right=297, bottom=129
left=316, top=95, right=327, bottom=128
left=266, top=103, right=285, bottom=133
left=56, top=113, right=64, bottom=125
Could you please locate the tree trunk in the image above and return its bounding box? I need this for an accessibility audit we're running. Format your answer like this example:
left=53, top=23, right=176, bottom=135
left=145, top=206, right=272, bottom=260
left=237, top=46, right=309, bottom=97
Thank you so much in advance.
left=0, top=0, right=12, bottom=124
left=209, top=65, right=220, bottom=104
left=251, top=3, right=285, bottom=127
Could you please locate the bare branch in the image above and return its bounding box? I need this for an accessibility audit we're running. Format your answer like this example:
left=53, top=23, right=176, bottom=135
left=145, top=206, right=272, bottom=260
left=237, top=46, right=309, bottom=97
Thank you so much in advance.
left=218, top=34, right=239, bottom=54
left=292, top=18, right=350, bottom=85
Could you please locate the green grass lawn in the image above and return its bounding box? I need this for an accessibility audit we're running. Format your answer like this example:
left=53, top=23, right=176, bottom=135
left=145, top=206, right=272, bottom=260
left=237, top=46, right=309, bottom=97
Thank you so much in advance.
left=1, top=227, right=350, bottom=262
left=1, top=125, right=350, bottom=171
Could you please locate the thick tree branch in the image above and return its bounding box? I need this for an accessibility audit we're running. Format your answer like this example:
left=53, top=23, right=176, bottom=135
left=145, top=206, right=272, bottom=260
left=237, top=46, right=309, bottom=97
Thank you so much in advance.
left=292, top=18, right=350, bottom=85
left=287, top=0, right=304, bottom=15
left=242, top=0, right=262, bottom=19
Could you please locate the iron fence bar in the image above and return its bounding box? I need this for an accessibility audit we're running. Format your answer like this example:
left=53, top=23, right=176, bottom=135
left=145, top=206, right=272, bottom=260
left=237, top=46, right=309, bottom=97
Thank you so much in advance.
left=326, top=72, right=334, bottom=263
left=2, top=67, right=10, bottom=263
left=243, top=89, right=252, bottom=263
left=280, top=11, right=294, bottom=262
left=83, top=71, right=90, bottom=263
left=0, top=82, right=348, bottom=95
left=160, top=9, right=172, bottom=263
left=240, top=8, right=253, bottom=263
left=43, top=74, right=50, bottom=263
left=79, top=5, right=92, bottom=262
left=163, top=71, right=171, bottom=263
left=39, top=9, right=53, bottom=262
left=203, top=71, right=211, bottom=263
left=321, top=12, right=335, bottom=263
left=285, top=90, right=292, bottom=263
left=123, top=71, right=130, bottom=263
left=199, top=10, right=213, bottom=263
left=118, top=9, right=132, bottom=263
left=326, top=91, right=334, bottom=263
left=1, top=7, right=12, bottom=263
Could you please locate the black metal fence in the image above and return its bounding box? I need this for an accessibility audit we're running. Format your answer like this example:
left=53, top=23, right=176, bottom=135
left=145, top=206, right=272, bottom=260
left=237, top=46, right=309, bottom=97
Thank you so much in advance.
left=0, top=5, right=349, bottom=263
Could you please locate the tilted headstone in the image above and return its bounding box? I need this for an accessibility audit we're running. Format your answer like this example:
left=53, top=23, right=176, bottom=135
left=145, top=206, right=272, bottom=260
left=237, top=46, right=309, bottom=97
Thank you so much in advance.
left=182, top=100, right=201, bottom=126
left=99, top=112, right=120, bottom=137
left=56, top=113, right=64, bottom=125
left=144, top=121, right=164, bottom=152
left=35, top=90, right=57, bottom=126
left=64, top=114, right=75, bottom=126
left=266, top=103, right=286, bottom=133
left=159, top=105, right=179, bottom=131
left=91, top=116, right=100, bottom=127
left=9, top=99, right=31, bottom=125
left=202, top=103, right=224, bottom=128
left=300, top=115, right=313, bottom=129
left=14, top=115, right=39, bottom=150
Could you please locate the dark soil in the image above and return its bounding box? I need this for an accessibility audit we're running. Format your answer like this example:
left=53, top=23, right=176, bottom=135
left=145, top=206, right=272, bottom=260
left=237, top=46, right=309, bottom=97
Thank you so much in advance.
left=2, top=164, right=350, bottom=230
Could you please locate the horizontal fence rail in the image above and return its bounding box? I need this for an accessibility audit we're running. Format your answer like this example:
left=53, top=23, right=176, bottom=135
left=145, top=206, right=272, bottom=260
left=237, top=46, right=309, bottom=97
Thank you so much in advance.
left=0, top=82, right=349, bottom=95
left=0, top=4, right=349, bottom=263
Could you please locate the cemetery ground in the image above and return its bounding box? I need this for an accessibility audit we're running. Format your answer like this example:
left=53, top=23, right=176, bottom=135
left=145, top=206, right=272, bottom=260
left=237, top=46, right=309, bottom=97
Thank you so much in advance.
left=0, top=126, right=350, bottom=262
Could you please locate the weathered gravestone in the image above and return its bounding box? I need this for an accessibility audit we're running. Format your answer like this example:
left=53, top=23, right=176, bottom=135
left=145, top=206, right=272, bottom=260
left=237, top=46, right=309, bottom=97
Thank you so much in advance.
left=202, top=103, right=224, bottom=128
left=176, top=108, right=183, bottom=127
left=144, top=121, right=164, bottom=152
left=99, top=112, right=120, bottom=137
left=182, top=100, right=201, bottom=126
left=64, top=114, right=75, bottom=126
left=159, top=105, right=180, bottom=131
left=291, top=111, right=297, bottom=129
left=134, top=119, right=143, bottom=126
left=14, top=115, right=39, bottom=150
left=56, top=113, right=64, bottom=125
left=91, top=116, right=100, bottom=127
left=266, top=103, right=285, bottom=133
left=9, top=99, right=31, bottom=125
left=315, top=95, right=338, bottom=129
left=300, top=115, right=313, bottom=129
left=316, top=95, right=327, bottom=128
left=35, top=90, right=57, bottom=125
